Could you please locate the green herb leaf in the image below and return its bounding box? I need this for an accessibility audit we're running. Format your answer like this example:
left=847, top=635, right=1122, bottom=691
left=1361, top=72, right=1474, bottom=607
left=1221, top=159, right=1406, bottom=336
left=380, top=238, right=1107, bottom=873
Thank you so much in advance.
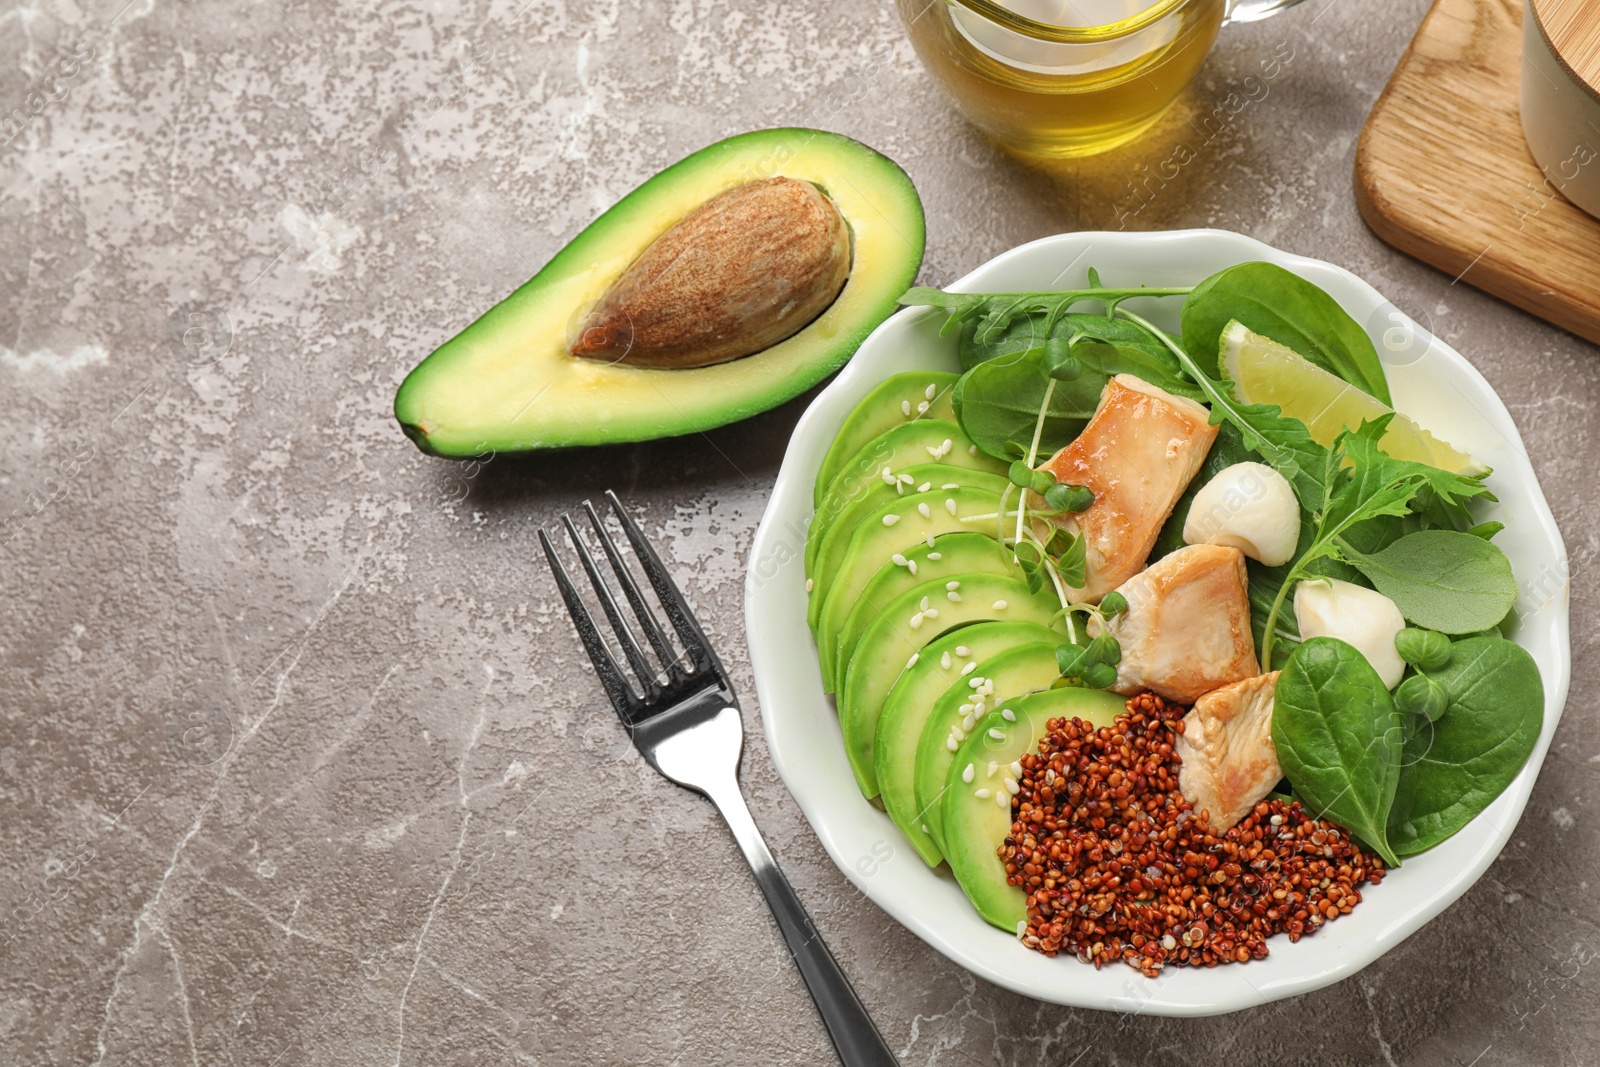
left=1030, top=469, right=1057, bottom=495
left=1395, top=627, right=1452, bottom=672
left=1341, top=529, right=1518, bottom=634
left=1080, top=662, right=1118, bottom=690
left=1180, top=262, right=1392, bottom=404
left=1085, top=633, right=1121, bottom=667
left=1055, top=644, right=1088, bottom=677
left=1387, top=636, right=1544, bottom=856
left=1273, top=637, right=1404, bottom=867
left=1052, top=530, right=1088, bottom=588
left=1045, top=526, right=1076, bottom=556
left=1007, top=460, right=1034, bottom=489
left=1098, top=591, right=1128, bottom=617
left=951, top=350, right=1099, bottom=462
left=1394, top=673, right=1449, bottom=721
left=1044, top=482, right=1093, bottom=514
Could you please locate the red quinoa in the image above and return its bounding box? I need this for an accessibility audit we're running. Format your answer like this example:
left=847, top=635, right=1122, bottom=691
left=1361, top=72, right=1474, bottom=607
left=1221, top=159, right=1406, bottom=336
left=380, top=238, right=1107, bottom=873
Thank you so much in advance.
left=1002, top=692, right=1385, bottom=976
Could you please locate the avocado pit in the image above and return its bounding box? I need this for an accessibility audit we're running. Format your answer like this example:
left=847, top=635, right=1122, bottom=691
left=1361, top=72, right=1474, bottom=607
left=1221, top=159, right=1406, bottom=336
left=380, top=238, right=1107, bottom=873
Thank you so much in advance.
left=570, top=176, right=853, bottom=369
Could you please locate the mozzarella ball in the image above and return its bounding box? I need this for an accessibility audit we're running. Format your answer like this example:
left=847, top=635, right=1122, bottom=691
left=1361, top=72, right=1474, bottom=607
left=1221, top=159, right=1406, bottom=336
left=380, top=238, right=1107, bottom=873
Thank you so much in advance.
left=1293, top=578, right=1408, bottom=689
left=1182, top=462, right=1301, bottom=566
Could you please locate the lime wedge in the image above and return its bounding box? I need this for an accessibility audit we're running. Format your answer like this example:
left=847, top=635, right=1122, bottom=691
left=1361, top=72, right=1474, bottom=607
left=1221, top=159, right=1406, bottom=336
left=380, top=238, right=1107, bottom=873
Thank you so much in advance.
left=1219, top=320, right=1486, bottom=477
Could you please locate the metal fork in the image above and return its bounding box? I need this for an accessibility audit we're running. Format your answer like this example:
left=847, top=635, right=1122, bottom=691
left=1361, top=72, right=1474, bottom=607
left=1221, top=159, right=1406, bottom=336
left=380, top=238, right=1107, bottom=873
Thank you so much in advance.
left=540, top=491, right=898, bottom=1067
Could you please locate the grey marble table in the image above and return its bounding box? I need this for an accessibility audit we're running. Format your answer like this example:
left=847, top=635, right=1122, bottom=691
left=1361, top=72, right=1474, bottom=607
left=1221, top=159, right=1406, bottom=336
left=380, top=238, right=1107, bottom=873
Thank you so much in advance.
left=2, top=0, right=1595, bottom=1064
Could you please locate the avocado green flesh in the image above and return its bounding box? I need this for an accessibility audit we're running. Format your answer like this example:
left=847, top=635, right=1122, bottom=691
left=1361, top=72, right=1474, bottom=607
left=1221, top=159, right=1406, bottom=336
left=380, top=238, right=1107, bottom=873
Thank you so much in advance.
left=819, top=483, right=1004, bottom=675
left=827, top=531, right=1017, bottom=696
left=393, top=128, right=926, bottom=455
left=915, top=643, right=1064, bottom=857
left=812, top=371, right=959, bottom=506
left=805, top=419, right=1005, bottom=587
left=943, top=688, right=1126, bottom=932
left=805, top=458, right=1004, bottom=584
left=814, top=485, right=1012, bottom=689
left=873, top=621, right=1062, bottom=867
left=838, top=573, right=1065, bottom=799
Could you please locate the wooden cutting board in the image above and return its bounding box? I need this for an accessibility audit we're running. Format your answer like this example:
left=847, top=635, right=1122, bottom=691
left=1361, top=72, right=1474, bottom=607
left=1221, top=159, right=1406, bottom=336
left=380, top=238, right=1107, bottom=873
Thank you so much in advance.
left=1354, top=0, right=1600, bottom=346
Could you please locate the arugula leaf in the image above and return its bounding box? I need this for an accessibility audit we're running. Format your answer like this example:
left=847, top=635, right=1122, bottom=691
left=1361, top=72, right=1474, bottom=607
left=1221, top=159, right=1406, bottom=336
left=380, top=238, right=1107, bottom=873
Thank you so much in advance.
left=952, top=349, right=1099, bottom=460
left=1273, top=637, right=1405, bottom=866
left=1341, top=530, right=1518, bottom=634
left=1387, top=635, right=1543, bottom=855
left=1181, top=262, right=1392, bottom=405
left=1053, top=530, right=1087, bottom=587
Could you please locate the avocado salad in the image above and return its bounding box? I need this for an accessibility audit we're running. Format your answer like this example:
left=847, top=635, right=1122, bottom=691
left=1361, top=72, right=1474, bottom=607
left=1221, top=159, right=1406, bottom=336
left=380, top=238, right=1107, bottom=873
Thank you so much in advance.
left=805, top=262, right=1545, bottom=971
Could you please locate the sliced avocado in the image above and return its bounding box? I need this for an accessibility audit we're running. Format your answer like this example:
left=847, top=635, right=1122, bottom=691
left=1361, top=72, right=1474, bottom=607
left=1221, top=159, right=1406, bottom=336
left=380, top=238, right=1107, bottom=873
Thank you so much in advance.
left=827, top=531, right=1018, bottom=694
left=811, top=482, right=1008, bottom=656
left=915, top=643, right=1065, bottom=857
left=943, top=687, right=1126, bottom=932
left=838, top=573, right=1063, bottom=799
left=812, top=371, right=959, bottom=506
left=394, top=129, right=926, bottom=455
left=805, top=461, right=1005, bottom=586
left=805, top=419, right=1005, bottom=588
left=873, top=620, right=1062, bottom=866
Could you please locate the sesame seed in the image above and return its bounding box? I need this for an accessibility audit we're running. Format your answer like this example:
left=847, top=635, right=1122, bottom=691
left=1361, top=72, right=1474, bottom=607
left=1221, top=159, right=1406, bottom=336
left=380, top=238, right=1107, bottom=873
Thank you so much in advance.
left=1001, top=708, right=1017, bottom=722
left=906, top=653, right=920, bottom=670
left=975, top=788, right=992, bottom=799
left=901, top=400, right=912, bottom=416
left=916, top=400, right=930, bottom=414
left=961, top=662, right=978, bottom=676
left=968, top=444, right=978, bottom=455
left=987, top=761, right=998, bottom=776
left=941, top=439, right=953, bottom=455
left=907, top=560, right=918, bottom=576
left=909, top=613, right=924, bottom=629
left=945, top=498, right=958, bottom=515
left=945, top=736, right=959, bottom=752
left=917, top=482, right=931, bottom=493
left=1009, top=760, right=1023, bottom=778
left=942, top=482, right=960, bottom=490
left=946, top=580, right=960, bottom=590
left=941, top=651, right=952, bottom=669
left=920, top=596, right=930, bottom=611
left=898, top=473, right=914, bottom=484
left=995, top=790, right=1009, bottom=808
left=955, top=645, right=970, bottom=657
left=925, top=383, right=937, bottom=400
left=947, top=591, right=962, bottom=602
left=805, top=578, right=813, bottom=592
left=962, top=713, right=977, bottom=730
left=961, top=764, right=975, bottom=783
left=959, top=703, right=975, bottom=715
left=914, top=502, right=929, bottom=519
left=988, top=728, right=1005, bottom=740
left=924, top=532, right=937, bottom=549
left=967, top=676, right=984, bottom=689
left=924, top=608, right=939, bottom=619
left=993, top=599, right=1008, bottom=610
left=1003, top=777, right=1020, bottom=795
left=973, top=701, right=986, bottom=714
left=927, top=552, right=942, bottom=560
left=892, top=553, right=909, bottom=567
left=926, top=446, right=941, bottom=459
left=883, top=514, right=900, bottom=527
left=881, top=467, right=895, bottom=484
left=1017, top=920, right=1028, bottom=938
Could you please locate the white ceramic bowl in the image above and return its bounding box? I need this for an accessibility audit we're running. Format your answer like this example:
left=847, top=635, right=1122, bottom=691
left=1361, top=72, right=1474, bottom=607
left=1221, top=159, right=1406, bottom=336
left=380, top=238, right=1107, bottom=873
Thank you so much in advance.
left=743, top=229, right=1570, bottom=1016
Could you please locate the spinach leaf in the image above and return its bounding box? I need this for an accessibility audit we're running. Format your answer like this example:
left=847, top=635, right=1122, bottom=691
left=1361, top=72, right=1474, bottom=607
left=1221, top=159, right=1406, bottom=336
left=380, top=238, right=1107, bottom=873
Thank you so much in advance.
left=1342, top=530, right=1518, bottom=634
left=1273, top=637, right=1405, bottom=866
left=952, top=350, right=1100, bottom=461
left=1181, top=262, right=1392, bottom=405
left=1387, top=635, right=1544, bottom=855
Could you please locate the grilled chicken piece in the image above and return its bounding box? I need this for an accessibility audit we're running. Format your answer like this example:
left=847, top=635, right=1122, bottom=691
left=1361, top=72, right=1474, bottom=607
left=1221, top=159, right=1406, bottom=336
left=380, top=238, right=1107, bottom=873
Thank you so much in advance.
left=1089, top=543, right=1260, bottom=704
left=1176, top=671, right=1282, bottom=832
left=1038, top=374, right=1218, bottom=602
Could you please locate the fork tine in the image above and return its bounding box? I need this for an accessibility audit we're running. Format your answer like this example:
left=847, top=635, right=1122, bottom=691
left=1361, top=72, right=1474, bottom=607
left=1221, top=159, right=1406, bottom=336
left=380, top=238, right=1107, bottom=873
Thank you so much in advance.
left=538, top=528, right=640, bottom=717
left=603, top=490, right=716, bottom=677
left=559, top=513, right=662, bottom=704
left=580, top=500, right=683, bottom=679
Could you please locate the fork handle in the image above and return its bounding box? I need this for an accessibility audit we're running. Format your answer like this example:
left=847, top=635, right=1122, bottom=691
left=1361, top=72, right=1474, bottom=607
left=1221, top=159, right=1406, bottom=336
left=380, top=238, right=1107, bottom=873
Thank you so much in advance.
left=705, top=781, right=900, bottom=1067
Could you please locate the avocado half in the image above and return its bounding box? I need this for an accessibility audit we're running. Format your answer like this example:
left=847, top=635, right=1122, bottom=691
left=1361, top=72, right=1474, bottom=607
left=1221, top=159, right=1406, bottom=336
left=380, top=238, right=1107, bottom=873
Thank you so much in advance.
left=394, top=128, right=926, bottom=456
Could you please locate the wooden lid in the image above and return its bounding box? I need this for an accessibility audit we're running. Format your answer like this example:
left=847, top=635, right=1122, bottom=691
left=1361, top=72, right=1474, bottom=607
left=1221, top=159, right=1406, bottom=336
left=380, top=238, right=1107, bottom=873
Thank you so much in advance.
left=1532, top=0, right=1600, bottom=92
